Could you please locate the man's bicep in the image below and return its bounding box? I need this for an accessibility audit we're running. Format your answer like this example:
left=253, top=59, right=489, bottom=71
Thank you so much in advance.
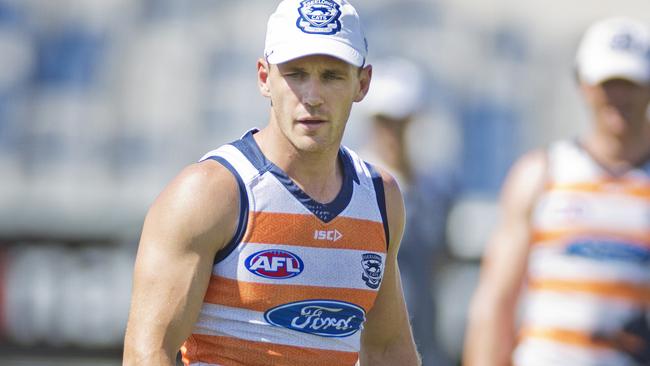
left=361, top=254, right=409, bottom=343
left=360, top=236, right=412, bottom=362
left=124, top=162, right=240, bottom=363
left=134, top=197, right=223, bottom=336
left=480, top=150, right=547, bottom=298
left=127, top=228, right=216, bottom=356
left=463, top=151, right=547, bottom=366
left=477, top=210, right=531, bottom=308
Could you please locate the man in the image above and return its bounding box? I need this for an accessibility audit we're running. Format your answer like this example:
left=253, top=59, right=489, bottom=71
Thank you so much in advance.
left=360, top=58, right=455, bottom=366
left=464, top=17, right=650, bottom=366
left=122, top=1, right=420, bottom=365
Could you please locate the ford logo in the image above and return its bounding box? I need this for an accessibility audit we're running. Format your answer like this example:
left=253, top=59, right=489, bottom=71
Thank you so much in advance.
left=245, top=249, right=304, bottom=279
left=566, top=240, right=650, bottom=264
left=264, top=300, right=365, bottom=337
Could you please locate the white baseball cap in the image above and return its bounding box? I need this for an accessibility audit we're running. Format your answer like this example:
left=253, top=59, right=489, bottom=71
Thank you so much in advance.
left=264, top=0, right=368, bottom=67
left=361, top=58, right=426, bottom=120
left=576, top=17, right=650, bottom=85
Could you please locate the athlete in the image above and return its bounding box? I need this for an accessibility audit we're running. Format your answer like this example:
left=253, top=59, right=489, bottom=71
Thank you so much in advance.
left=360, top=57, right=455, bottom=366
left=122, top=1, right=420, bottom=365
left=464, top=17, right=650, bottom=366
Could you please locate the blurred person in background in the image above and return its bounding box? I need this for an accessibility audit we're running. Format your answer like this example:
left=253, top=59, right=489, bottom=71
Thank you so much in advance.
left=359, top=58, right=455, bottom=366
left=123, top=1, right=420, bottom=365
left=464, top=17, right=650, bottom=366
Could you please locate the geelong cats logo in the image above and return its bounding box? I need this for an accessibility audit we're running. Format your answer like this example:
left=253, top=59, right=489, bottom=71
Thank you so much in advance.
left=361, top=253, right=383, bottom=289
left=296, top=0, right=342, bottom=35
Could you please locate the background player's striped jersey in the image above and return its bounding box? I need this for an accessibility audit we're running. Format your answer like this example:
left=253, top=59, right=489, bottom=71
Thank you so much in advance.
left=514, top=139, right=650, bottom=366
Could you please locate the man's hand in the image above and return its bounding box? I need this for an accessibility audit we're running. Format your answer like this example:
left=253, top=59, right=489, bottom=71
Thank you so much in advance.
left=593, top=312, right=650, bottom=365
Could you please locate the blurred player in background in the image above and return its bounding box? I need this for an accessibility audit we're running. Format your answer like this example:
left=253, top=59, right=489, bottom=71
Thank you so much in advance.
left=360, top=58, right=455, bottom=366
left=464, top=16, right=650, bottom=366
left=123, top=0, right=420, bottom=365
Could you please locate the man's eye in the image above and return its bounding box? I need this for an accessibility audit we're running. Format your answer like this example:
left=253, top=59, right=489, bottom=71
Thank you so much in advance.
left=324, top=73, right=343, bottom=80
left=284, top=72, right=304, bottom=79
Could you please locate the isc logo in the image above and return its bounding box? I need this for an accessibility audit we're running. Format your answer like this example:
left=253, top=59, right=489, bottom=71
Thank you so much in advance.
left=245, top=249, right=304, bottom=279
left=314, top=229, right=343, bottom=242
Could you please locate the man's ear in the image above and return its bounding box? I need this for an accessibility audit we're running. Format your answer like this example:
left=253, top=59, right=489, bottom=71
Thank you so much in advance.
left=354, top=64, right=372, bottom=103
left=257, top=58, right=271, bottom=97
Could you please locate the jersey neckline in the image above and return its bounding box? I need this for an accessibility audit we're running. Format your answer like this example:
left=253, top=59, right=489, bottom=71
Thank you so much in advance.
left=232, top=129, right=356, bottom=223
left=572, top=138, right=650, bottom=178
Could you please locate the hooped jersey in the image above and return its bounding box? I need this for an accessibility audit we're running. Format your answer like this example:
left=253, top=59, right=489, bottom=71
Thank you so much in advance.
left=514, top=140, right=650, bottom=366
left=181, top=129, right=390, bottom=366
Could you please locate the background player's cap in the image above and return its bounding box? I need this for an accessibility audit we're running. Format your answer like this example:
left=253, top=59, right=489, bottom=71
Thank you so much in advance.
left=576, top=17, right=650, bottom=85
left=264, top=0, right=367, bottom=67
left=361, top=58, right=426, bottom=120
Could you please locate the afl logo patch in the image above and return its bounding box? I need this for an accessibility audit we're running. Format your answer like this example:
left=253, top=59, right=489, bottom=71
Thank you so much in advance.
left=264, top=299, right=365, bottom=337
left=245, top=249, right=304, bottom=279
left=361, top=253, right=383, bottom=289
left=296, top=0, right=341, bottom=35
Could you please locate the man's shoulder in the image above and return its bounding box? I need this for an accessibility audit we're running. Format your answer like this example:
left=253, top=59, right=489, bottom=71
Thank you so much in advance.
left=513, top=148, right=549, bottom=175
left=178, top=160, right=240, bottom=196
left=499, top=148, right=549, bottom=214
left=140, top=159, right=241, bottom=257
left=345, top=147, right=397, bottom=181
left=198, top=130, right=253, bottom=162
left=149, top=160, right=240, bottom=221
left=366, top=164, right=403, bottom=216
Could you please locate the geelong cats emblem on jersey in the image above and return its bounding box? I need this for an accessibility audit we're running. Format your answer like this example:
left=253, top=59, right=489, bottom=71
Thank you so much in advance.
left=297, top=0, right=342, bottom=35
left=361, top=253, right=383, bottom=289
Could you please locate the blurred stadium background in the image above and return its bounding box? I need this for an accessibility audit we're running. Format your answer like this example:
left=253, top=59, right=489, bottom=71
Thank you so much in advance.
left=0, top=0, right=649, bottom=365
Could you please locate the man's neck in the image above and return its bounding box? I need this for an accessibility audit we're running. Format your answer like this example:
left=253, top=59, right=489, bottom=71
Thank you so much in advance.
left=583, top=125, right=650, bottom=171
left=371, top=126, right=412, bottom=184
left=253, top=127, right=344, bottom=204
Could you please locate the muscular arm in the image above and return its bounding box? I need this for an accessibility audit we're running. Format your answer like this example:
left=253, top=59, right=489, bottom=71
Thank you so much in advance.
left=123, top=161, right=240, bottom=365
left=463, top=150, right=547, bottom=366
left=359, top=168, right=420, bottom=366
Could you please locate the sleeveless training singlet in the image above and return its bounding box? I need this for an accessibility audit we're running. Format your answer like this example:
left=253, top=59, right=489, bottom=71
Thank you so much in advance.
left=513, top=140, right=650, bottom=366
left=181, top=130, right=390, bottom=366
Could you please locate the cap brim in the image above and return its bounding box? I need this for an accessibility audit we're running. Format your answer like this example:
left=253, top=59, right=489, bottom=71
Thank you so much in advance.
left=578, top=54, right=650, bottom=85
left=266, top=37, right=365, bottom=67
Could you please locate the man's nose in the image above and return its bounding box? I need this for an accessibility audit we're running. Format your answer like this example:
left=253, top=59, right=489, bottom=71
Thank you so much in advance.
left=301, top=78, right=324, bottom=107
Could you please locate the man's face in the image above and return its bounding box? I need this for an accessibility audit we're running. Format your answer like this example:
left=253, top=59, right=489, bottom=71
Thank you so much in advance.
left=582, top=78, right=650, bottom=137
left=258, top=54, right=371, bottom=153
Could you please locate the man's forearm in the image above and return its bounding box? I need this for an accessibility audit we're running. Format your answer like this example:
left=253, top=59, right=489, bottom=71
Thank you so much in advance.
left=464, top=308, right=516, bottom=366
left=359, top=339, right=421, bottom=366
left=123, top=345, right=177, bottom=366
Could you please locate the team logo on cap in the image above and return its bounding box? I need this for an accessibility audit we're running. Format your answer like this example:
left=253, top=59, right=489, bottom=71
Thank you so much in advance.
left=610, top=31, right=643, bottom=53
left=296, top=0, right=342, bottom=35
